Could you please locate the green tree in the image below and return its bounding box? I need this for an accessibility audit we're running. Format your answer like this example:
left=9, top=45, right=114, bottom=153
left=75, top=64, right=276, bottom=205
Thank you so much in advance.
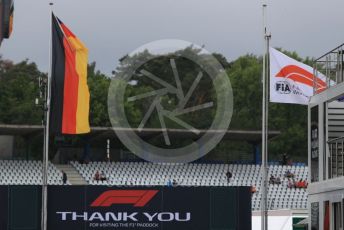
left=87, top=62, right=111, bottom=126
left=0, top=57, right=42, bottom=124
left=0, top=48, right=311, bottom=162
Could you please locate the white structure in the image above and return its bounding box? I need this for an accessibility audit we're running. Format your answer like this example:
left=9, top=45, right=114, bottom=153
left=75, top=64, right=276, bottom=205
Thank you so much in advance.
left=252, top=209, right=308, bottom=230
left=308, top=43, right=344, bottom=230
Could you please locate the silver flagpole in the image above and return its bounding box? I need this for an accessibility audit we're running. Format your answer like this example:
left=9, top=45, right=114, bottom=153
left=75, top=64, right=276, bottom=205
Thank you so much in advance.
left=265, top=32, right=271, bottom=230
left=41, top=2, right=53, bottom=230
left=261, top=3, right=271, bottom=230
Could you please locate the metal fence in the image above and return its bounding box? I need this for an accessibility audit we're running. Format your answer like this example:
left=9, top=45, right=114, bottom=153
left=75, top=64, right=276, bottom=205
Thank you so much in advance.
left=314, top=43, right=344, bottom=93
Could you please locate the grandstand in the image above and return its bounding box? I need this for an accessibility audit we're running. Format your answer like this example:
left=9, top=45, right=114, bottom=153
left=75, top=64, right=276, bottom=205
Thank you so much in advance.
left=72, top=161, right=308, bottom=211
left=0, top=160, right=69, bottom=185
left=0, top=123, right=306, bottom=229
left=0, top=159, right=308, bottom=211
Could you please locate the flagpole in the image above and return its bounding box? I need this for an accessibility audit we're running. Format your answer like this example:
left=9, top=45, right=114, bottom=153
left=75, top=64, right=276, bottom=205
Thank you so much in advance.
left=261, top=3, right=271, bottom=230
left=41, top=2, right=53, bottom=230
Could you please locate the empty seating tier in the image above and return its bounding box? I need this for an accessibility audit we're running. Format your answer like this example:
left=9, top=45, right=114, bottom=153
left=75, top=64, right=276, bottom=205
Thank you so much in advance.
left=0, top=160, right=67, bottom=185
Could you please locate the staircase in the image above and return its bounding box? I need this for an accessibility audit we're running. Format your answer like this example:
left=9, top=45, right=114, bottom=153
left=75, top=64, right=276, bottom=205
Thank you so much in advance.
left=55, top=164, right=87, bottom=185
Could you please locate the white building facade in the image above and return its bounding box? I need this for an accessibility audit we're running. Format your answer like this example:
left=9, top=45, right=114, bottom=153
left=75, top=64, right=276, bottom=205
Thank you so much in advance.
left=309, top=43, right=344, bottom=230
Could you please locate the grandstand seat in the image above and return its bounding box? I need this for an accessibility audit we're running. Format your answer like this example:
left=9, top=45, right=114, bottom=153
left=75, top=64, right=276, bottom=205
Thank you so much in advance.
left=70, top=161, right=308, bottom=211
left=0, top=160, right=69, bottom=185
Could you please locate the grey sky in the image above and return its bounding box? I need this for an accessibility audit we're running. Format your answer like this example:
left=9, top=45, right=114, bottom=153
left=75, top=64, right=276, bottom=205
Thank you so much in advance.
left=1, top=0, right=344, bottom=75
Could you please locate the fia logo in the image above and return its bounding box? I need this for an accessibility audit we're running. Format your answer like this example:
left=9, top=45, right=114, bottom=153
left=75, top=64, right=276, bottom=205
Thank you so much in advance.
left=276, top=81, right=291, bottom=94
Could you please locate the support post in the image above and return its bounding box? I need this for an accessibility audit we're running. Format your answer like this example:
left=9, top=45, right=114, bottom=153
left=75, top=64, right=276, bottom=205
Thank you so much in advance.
left=261, top=3, right=271, bottom=230
left=41, top=3, right=53, bottom=230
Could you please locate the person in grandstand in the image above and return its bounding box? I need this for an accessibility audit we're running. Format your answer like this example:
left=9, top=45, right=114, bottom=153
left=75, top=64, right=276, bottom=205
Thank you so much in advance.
left=281, top=153, right=288, bottom=165
left=303, top=180, right=308, bottom=188
left=94, top=170, right=100, bottom=181
left=296, top=179, right=308, bottom=189
left=269, top=175, right=276, bottom=184
left=284, top=169, right=294, bottom=178
left=226, top=170, right=232, bottom=183
left=251, top=186, right=257, bottom=194
left=287, top=178, right=294, bottom=188
left=62, top=171, right=67, bottom=185
left=100, top=171, right=107, bottom=181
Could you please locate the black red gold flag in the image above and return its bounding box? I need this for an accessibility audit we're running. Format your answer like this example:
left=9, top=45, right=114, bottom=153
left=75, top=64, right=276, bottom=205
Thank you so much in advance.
left=50, top=13, right=90, bottom=135
left=8, top=2, right=13, bottom=37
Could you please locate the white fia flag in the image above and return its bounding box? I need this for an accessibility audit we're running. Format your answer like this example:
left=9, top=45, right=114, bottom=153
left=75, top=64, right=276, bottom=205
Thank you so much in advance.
left=269, top=47, right=327, bottom=105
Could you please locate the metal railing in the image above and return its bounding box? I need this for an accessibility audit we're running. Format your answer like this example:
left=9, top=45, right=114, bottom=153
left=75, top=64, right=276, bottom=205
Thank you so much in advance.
left=314, top=43, right=344, bottom=94
left=328, top=136, right=344, bottom=179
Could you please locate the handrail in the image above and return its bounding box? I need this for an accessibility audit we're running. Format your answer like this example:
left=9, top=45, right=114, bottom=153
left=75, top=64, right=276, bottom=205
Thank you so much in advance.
left=314, top=42, right=344, bottom=94
left=315, top=42, right=344, bottom=61
left=327, top=136, right=344, bottom=144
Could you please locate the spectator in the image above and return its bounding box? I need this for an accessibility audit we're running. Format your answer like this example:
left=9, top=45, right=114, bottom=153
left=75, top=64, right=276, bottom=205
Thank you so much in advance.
left=284, top=170, right=294, bottom=178
left=100, top=171, right=107, bottom=181
left=303, top=180, right=308, bottom=189
left=251, top=186, right=257, bottom=194
left=94, top=170, right=100, bottom=181
left=296, top=179, right=300, bottom=188
left=172, top=179, right=178, bottom=186
left=62, top=171, right=67, bottom=185
left=226, top=171, right=232, bottom=183
left=298, top=179, right=303, bottom=188
left=287, top=178, right=294, bottom=188
left=292, top=178, right=297, bottom=188
left=282, top=153, right=288, bottom=165
left=297, top=179, right=308, bottom=189
left=269, top=175, right=276, bottom=184
left=295, top=179, right=305, bottom=189
left=269, top=175, right=281, bottom=185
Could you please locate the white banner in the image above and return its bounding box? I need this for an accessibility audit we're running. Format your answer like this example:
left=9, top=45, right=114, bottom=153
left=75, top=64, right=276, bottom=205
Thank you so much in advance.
left=269, top=47, right=327, bottom=105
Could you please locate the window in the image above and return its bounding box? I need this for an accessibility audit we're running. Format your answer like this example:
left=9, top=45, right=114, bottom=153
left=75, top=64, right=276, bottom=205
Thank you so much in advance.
left=324, top=201, right=330, bottom=230
left=333, top=202, right=342, bottom=230
left=311, top=202, right=319, bottom=230
left=324, top=102, right=327, bottom=180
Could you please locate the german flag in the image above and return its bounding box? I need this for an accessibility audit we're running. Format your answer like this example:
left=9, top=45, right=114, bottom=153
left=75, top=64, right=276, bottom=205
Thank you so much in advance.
left=50, top=14, right=90, bottom=135
left=8, top=2, right=13, bottom=37
left=2, top=0, right=14, bottom=39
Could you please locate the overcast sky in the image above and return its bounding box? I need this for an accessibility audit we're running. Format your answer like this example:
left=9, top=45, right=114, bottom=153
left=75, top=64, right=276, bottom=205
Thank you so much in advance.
left=1, top=0, right=344, bottom=75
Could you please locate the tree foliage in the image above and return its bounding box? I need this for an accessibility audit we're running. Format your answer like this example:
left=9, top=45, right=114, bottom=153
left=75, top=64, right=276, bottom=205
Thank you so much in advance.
left=87, top=62, right=111, bottom=126
left=0, top=58, right=42, bottom=124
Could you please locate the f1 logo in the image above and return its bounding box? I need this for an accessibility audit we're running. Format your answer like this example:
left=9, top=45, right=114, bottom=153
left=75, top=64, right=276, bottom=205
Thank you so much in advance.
left=91, top=190, right=158, bottom=207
